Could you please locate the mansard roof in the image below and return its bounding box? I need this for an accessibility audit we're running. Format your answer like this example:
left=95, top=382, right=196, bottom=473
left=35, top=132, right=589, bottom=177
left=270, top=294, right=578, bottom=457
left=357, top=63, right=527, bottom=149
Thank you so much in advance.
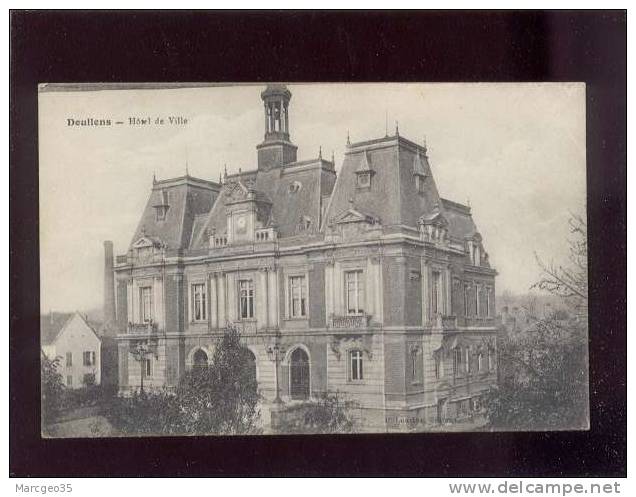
left=324, top=134, right=442, bottom=231
left=324, top=133, right=481, bottom=241
left=440, top=198, right=478, bottom=240
left=191, top=158, right=336, bottom=248
left=130, top=174, right=220, bottom=251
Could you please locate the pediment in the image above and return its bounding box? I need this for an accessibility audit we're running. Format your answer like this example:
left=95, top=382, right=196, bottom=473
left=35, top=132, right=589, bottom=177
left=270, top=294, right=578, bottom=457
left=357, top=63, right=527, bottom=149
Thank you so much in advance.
left=132, top=236, right=162, bottom=249
left=331, top=207, right=379, bottom=226
left=418, top=210, right=448, bottom=227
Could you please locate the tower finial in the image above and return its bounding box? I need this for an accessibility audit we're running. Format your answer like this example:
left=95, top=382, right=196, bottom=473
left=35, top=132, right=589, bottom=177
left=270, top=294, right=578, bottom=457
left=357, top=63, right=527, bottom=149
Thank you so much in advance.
left=153, top=171, right=157, bottom=184
left=319, top=146, right=322, bottom=159
left=347, top=130, right=351, bottom=146
left=331, top=150, right=335, bottom=164
left=219, top=171, right=222, bottom=184
left=224, top=163, right=228, bottom=179
left=423, top=134, right=427, bottom=152
left=395, top=120, right=399, bottom=137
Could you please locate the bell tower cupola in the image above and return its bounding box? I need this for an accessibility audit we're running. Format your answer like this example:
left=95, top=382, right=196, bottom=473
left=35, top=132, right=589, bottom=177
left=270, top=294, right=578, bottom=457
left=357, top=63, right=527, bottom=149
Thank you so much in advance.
left=257, top=84, right=298, bottom=171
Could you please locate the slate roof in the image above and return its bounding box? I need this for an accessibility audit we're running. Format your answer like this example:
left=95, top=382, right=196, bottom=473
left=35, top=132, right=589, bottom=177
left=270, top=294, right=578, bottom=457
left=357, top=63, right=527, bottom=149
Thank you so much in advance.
left=440, top=198, right=478, bottom=240
left=191, top=159, right=336, bottom=247
left=40, top=311, right=100, bottom=346
left=325, top=135, right=442, bottom=230
left=130, top=175, right=221, bottom=251
left=324, top=134, right=480, bottom=242
left=41, top=312, right=73, bottom=346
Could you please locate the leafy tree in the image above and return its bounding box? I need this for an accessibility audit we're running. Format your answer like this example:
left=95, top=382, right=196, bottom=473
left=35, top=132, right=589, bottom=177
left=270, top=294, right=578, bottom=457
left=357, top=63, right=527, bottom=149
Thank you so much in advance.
left=487, top=214, right=589, bottom=430
left=41, top=352, right=65, bottom=426
left=108, top=327, right=261, bottom=435
left=175, top=329, right=260, bottom=435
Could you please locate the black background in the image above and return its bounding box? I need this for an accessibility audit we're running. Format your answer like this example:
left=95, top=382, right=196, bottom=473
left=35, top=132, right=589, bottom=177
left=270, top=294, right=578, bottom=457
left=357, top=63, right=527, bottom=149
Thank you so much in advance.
left=10, top=10, right=626, bottom=477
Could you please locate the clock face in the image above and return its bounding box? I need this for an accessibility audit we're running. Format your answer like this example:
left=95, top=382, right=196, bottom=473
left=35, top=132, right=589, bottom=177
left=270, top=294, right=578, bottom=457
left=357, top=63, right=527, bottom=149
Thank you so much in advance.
left=236, top=215, right=247, bottom=234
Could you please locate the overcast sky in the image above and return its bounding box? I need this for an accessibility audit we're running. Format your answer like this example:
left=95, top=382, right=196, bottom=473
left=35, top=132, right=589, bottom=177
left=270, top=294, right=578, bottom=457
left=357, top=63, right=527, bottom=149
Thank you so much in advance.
left=39, top=83, right=586, bottom=314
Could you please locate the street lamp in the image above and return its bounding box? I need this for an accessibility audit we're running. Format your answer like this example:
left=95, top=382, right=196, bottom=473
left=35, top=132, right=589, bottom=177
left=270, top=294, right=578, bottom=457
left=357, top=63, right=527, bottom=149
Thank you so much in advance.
left=266, top=343, right=283, bottom=405
left=131, top=341, right=150, bottom=394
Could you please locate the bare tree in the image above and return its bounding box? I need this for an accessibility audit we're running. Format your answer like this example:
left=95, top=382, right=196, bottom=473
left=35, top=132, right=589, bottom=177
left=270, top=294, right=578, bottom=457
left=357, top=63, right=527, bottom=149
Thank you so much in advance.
left=532, top=213, right=587, bottom=315
left=487, top=212, right=589, bottom=430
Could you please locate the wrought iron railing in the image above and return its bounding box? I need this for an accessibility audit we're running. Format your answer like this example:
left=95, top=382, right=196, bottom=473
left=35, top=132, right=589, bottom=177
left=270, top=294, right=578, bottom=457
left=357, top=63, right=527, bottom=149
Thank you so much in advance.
left=330, top=314, right=371, bottom=329
left=127, top=322, right=158, bottom=334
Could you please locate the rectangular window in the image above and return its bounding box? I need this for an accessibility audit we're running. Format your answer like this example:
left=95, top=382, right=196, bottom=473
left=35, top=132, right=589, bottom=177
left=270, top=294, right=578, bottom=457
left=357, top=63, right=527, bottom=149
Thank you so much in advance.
left=411, top=350, right=421, bottom=383
left=239, top=279, right=255, bottom=319
left=83, top=351, right=95, bottom=366
left=488, top=348, right=494, bottom=371
left=464, top=284, right=470, bottom=316
left=486, top=287, right=491, bottom=317
left=66, top=375, right=73, bottom=387
left=431, top=271, right=441, bottom=315
left=192, top=283, right=207, bottom=322
left=350, top=350, right=363, bottom=380
left=345, top=270, right=365, bottom=315
left=454, top=348, right=463, bottom=375
left=289, top=276, right=307, bottom=318
left=465, top=348, right=471, bottom=373
left=475, top=284, right=480, bottom=317
left=65, top=351, right=72, bottom=367
left=83, top=373, right=96, bottom=386
left=145, top=358, right=153, bottom=377
left=140, top=286, right=153, bottom=322
left=435, top=354, right=444, bottom=379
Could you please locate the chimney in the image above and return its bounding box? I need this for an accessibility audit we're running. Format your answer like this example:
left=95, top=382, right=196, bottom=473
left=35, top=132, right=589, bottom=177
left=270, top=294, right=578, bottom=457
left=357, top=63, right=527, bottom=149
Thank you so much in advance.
left=103, top=240, right=116, bottom=329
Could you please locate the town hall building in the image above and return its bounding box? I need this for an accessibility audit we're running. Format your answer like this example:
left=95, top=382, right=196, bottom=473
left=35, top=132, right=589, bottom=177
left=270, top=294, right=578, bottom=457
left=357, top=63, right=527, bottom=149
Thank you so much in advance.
left=104, top=84, right=498, bottom=431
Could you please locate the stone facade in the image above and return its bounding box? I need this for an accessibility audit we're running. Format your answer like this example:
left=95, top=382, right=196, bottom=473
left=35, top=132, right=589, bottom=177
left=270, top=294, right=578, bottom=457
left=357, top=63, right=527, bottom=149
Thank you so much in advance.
left=111, top=85, right=498, bottom=431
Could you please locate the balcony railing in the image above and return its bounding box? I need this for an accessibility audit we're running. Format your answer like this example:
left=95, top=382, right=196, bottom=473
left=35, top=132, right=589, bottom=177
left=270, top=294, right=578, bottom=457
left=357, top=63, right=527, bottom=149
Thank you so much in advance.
left=127, top=322, right=158, bottom=334
left=330, top=314, right=371, bottom=329
left=231, top=320, right=257, bottom=334
left=255, top=228, right=277, bottom=242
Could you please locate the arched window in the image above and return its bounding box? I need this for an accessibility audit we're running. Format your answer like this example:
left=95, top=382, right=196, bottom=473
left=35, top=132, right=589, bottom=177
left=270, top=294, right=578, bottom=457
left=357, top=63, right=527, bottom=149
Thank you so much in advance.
left=193, top=348, right=209, bottom=369
left=289, top=348, right=310, bottom=400
left=349, top=349, right=363, bottom=381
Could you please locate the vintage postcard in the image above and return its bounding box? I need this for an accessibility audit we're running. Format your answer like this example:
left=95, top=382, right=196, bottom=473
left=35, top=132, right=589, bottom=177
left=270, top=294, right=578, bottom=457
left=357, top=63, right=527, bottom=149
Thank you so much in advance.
left=38, top=82, right=588, bottom=437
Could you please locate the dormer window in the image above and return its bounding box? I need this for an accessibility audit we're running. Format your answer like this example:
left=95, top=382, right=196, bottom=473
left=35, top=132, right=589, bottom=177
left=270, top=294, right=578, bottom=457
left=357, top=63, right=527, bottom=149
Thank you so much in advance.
left=414, top=174, right=426, bottom=193
left=413, top=151, right=428, bottom=194
left=357, top=172, right=371, bottom=188
left=355, top=151, right=374, bottom=189
left=297, top=215, right=312, bottom=232
left=154, top=189, right=170, bottom=221
left=288, top=181, right=302, bottom=194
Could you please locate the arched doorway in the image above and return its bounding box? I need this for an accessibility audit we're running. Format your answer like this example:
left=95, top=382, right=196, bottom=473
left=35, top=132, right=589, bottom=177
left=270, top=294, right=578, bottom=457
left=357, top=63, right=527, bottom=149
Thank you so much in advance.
left=193, top=348, right=209, bottom=369
left=290, top=348, right=310, bottom=400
